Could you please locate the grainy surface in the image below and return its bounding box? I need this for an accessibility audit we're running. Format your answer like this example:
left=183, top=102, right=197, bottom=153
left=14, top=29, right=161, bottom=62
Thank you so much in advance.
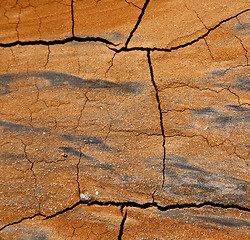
left=0, top=0, right=249, bottom=239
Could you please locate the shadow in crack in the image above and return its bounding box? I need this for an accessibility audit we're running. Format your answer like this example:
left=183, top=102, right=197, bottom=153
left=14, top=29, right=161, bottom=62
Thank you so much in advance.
left=62, top=133, right=119, bottom=152
left=0, top=71, right=143, bottom=95
left=191, top=105, right=250, bottom=128
left=147, top=154, right=249, bottom=204
left=194, top=215, right=250, bottom=228
left=163, top=155, right=249, bottom=203
left=58, top=146, right=93, bottom=160
left=0, top=120, right=45, bottom=133
left=231, top=77, right=250, bottom=91
left=226, top=105, right=250, bottom=112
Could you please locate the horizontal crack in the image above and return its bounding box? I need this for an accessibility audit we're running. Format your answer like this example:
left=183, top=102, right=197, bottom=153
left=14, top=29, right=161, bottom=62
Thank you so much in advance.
left=1, top=200, right=248, bottom=232
left=0, top=36, right=118, bottom=48
left=44, top=200, right=250, bottom=220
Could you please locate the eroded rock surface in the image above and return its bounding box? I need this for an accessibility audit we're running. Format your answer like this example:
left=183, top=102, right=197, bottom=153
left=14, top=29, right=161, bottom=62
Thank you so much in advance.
left=0, top=0, right=249, bottom=239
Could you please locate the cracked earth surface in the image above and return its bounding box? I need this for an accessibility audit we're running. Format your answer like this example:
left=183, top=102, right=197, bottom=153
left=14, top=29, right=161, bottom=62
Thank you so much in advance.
left=0, top=0, right=249, bottom=239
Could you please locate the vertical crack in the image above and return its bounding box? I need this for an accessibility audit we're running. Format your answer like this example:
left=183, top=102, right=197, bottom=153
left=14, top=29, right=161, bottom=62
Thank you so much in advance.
left=105, top=52, right=117, bottom=78
left=203, top=38, right=214, bottom=60
left=34, top=7, right=42, bottom=40
left=124, top=0, right=150, bottom=48
left=76, top=147, right=82, bottom=197
left=146, top=50, right=166, bottom=187
left=74, top=94, right=88, bottom=129
left=44, top=45, right=50, bottom=67
left=16, top=7, right=21, bottom=41
left=71, top=0, right=75, bottom=36
left=236, top=16, right=246, bottom=30
left=118, top=207, right=127, bottom=240
left=20, top=140, right=41, bottom=212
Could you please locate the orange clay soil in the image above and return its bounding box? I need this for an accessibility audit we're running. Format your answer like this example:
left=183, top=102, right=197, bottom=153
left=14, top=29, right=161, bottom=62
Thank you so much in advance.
left=0, top=0, right=249, bottom=239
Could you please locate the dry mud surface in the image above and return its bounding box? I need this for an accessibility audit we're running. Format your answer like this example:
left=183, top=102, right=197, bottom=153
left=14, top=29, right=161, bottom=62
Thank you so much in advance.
left=0, top=0, right=249, bottom=239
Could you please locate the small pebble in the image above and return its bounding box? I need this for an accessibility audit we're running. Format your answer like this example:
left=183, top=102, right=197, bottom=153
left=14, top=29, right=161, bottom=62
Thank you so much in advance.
left=80, top=193, right=92, bottom=202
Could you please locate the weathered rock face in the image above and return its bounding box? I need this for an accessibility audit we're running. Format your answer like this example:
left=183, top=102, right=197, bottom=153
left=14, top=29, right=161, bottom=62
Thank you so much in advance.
left=0, top=0, right=249, bottom=239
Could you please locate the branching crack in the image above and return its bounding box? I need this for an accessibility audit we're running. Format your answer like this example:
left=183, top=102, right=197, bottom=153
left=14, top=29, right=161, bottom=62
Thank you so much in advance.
left=1, top=200, right=249, bottom=232
left=20, top=140, right=41, bottom=211
left=114, top=8, right=250, bottom=53
left=44, top=200, right=250, bottom=220
left=147, top=50, right=166, bottom=187
left=185, top=5, right=214, bottom=60
left=160, top=82, right=244, bottom=105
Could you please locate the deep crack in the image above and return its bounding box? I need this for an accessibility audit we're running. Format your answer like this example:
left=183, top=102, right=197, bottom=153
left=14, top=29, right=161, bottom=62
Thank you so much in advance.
left=147, top=50, right=166, bottom=187
left=44, top=200, right=250, bottom=220
left=0, top=213, right=46, bottom=231
left=114, top=8, right=250, bottom=53
left=0, top=36, right=118, bottom=47
left=71, top=0, right=75, bottom=36
left=1, top=200, right=249, bottom=232
left=124, top=0, right=150, bottom=48
left=118, top=207, right=127, bottom=240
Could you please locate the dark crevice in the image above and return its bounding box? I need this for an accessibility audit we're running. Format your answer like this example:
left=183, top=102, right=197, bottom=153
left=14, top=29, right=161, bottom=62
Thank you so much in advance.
left=0, top=213, right=46, bottom=231
left=124, top=0, right=150, bottom=48
left=118, top=207, right=127, bottom=240
left=0, top=36, right=118, bottom=48
left=71, top=0, right=75, bottom=36
left=76, top=149, right=82, bottom=197
left=147, top=50, right=166, bottom=187
left=115, top=8, right=250, bottom=53
left=1, top=8, right=248, bottom=53
left=44, top=201, right=82, bottom=220
left=44, top=200, right=250, bottom=221
left=1, top=200, right=249, bottom=232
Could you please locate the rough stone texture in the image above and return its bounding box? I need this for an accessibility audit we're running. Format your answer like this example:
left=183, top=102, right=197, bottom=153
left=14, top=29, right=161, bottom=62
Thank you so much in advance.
left=0, top=0, right=249, bottom=239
